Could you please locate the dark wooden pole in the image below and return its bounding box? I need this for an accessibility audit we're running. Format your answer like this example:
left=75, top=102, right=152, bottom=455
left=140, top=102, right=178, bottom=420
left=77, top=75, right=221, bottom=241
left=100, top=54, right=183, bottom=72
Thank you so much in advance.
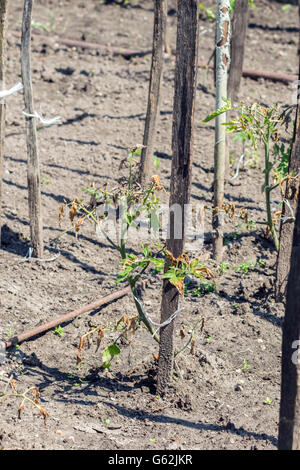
left=21, top=0, right=43, bottom=258
left=156, top=0, right=199, bottom=396
left=0, top=0, right=8, bottom=246
left=139, top=0, right=167, bottom=187
left=227, top=0, right=249, bottom=104
left=278, top=166, right=300, bottom=449
left=275, top=1, right=300, bottom=302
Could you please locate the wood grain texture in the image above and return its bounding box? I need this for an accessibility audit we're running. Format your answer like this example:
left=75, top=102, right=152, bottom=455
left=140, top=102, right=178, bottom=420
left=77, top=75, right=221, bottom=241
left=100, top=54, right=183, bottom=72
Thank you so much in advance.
left=139, top=0, right=167, bottom=187
left=0, top=0, right=8, bottom=246
left=227, top=0, right=249, bottom=103
left=156, top=0, right=199, bottom=396
left=21, top=0, right=43, bottom=258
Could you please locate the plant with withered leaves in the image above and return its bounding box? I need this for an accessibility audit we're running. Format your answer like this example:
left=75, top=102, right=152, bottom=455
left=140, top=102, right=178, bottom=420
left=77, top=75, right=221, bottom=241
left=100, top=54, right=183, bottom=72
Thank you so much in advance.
left=59, top=146, right=213, bottom=369
left=0, top=376, right=49, bottom=421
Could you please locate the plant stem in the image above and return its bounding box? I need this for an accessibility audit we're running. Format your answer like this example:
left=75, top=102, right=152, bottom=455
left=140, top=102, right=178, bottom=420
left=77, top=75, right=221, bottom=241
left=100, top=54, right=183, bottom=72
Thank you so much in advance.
left=130, top=280, right=159, bottom=342
left=264, top=133, right=279, bottom=251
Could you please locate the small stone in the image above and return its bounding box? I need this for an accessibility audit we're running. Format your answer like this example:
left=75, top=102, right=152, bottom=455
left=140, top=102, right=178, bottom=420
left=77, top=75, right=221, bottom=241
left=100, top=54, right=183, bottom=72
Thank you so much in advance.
left=234, top=384, right=243, bottom=392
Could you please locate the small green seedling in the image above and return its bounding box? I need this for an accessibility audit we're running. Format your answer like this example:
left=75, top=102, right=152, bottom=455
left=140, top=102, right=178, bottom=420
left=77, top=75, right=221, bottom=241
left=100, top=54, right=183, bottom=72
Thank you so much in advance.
left=193, top=281, right=216, bottom=297
left=258, top=259, right=266, bottom=268
left=242, top=359, right=252, bottom=372
left=236, top=261, right=255, bottom=274
left=246, top=220, right=256, bottom=231
left=218, top=262, right=230, bottom=274
left=53, top=325, right=64, bottom=337
left=41, top=177, right=51, bottom=185
left=264, top=397, right=273, bottom=405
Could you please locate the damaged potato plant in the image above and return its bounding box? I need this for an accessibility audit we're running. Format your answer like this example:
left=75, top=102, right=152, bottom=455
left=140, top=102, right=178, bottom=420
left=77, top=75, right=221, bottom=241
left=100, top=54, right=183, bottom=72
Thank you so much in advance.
left=0, top=376, right=49, bottom=421
left=225, top=103, right=298, bottom=251
left=205, top=102, right=297, bottom=251
left=59, top=146, right=213, bottom=370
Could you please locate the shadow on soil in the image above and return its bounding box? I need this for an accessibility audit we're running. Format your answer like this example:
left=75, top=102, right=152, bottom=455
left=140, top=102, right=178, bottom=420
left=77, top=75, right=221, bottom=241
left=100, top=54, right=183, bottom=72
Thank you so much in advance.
left=6, top=348, right=277, bottom=448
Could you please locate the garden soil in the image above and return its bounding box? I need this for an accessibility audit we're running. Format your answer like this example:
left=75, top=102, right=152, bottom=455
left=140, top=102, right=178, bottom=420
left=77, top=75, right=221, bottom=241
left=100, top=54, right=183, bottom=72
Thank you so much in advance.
left=0, top=0, right=297, bottom=450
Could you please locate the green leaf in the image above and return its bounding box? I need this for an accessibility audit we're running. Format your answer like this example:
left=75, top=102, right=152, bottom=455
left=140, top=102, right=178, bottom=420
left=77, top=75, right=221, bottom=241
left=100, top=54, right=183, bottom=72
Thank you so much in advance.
left=190, top=258, right=199, bottom=269
left=153, top=155, right=160, bottom=170
left=142, top=244, right=150, bottom=257
left=282, top=4, right=291, bottom=11
left=202, top=98, right=231, bottom=123
left=102, top=344, right=120, bottom=369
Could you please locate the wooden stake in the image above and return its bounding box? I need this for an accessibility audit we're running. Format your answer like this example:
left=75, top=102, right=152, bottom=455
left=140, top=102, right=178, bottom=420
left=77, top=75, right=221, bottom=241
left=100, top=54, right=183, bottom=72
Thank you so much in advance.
left=276, top=2, right=300, bottom=302
left=0, top=0, right=8, bottom=246
left=212, top=0, right=231, bottom=263
left=156, top=0, right=199, bottom=396
left=227, top=0, right=249, bottom=104
left=139, top=0, right=167, bottom=187
left=21, top=0, right=43, bottom=258
left=278, top=167, right=300, bottom=449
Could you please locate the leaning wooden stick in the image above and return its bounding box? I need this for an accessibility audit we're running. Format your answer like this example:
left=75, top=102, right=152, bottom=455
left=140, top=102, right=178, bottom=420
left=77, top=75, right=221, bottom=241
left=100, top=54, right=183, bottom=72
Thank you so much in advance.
left=227, top=0, right=249, bottom=103
left=139, top=0, right=167, bottom=187
left=21, top=0, right=43, bottom=258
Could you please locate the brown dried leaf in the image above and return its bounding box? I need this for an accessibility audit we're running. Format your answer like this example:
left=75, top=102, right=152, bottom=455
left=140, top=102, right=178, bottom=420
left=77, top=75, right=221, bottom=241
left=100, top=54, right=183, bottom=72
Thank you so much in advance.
left=152, top=174, right=165, bottom=191
left=32, top=387, right=40, bottom=404
left=77, top=336, right=86, bottom=364
left=190, top=338, right=196, bottom=356
left=96, top=327, right=104, bottom=352
left=131, top=144, right=146, bottom=153
left=39, top=406, right=49, bottom=421
left=129, top=316, right=137, bottom=335
left=58, top=205, right=64, bottom=228
left=119, top=159, right=127, bottom=170
left=172, top=279, right=184, bottom=296
left=272, top=211, right=282, bottom=225
left=69, top=204, right=77, bottom=223
left=180, top=328, right=186, bottom=339
left=18, top=401, right=24, bottom=419
left=9, top=379, right=17, bottom=393
left=166, top=250, right=186, bottom=266
left=239, top=208, right=248, bottom=223
left=75, top=218, right=84, bottom=238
